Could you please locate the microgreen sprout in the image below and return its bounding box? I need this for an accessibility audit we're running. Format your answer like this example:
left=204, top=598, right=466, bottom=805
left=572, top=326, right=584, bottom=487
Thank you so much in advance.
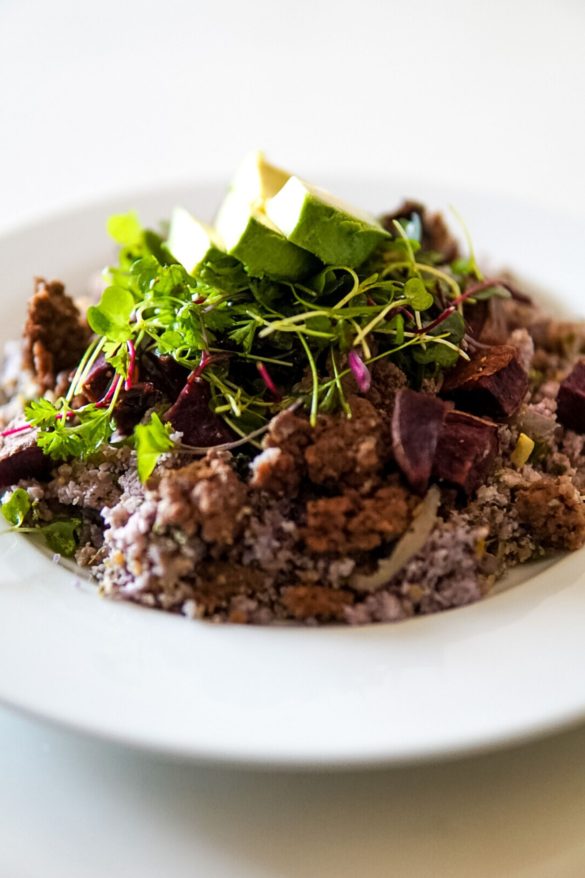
left=12, top=204, right=496, bottom=470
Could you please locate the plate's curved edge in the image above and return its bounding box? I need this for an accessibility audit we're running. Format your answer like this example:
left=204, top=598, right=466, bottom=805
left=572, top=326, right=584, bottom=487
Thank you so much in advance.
left=3, top=683, right=585, bottom=771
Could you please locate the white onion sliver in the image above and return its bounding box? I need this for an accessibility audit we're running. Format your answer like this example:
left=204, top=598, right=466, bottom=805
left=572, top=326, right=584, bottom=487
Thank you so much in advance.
left=349, top=485, right=441, bottom=593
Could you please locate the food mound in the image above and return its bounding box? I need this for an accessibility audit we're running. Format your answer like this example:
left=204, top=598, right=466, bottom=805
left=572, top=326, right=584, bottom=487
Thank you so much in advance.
left=1, top=152, right=585, bottom=625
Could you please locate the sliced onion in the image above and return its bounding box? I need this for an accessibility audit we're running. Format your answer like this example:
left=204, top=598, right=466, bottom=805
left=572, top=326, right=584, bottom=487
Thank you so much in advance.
left=349, top=485, right=441, bottom=592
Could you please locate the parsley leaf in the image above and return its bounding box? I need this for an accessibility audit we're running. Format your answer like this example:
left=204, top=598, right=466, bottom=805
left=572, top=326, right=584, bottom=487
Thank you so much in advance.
left=27, top=400, right=116, bottom=462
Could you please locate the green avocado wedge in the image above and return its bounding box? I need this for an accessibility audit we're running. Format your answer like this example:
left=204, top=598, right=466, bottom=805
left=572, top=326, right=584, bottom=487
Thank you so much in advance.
left=166, top=206, right=226, bottom=275
left=265, top=176, right=391, bottom=269
left=215, top=191, right=319, bottom=281
left=230, top=150, right=290, bottom=209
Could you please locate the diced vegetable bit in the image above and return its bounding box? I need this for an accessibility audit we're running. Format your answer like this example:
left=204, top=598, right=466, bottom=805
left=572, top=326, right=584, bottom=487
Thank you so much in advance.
left=433, top=411, right=499, bottom=495
left=166, top=207, right=226, bottom=276
left=441, top=344, right=529, bottom=419
left=215, top=190, right=319, bottom=281
left=392, top=390, right=450, bottom=494
left=265, top=176, right=390, bottom=268
left=229, top=150, right=290, bottom=209
left=0, top=433, right=51, bottom=489
left=556, top=360, right=585, bottom=434
left=163, top=378, right=233, bottom=449
left=511, top=432, right=535, bottom=468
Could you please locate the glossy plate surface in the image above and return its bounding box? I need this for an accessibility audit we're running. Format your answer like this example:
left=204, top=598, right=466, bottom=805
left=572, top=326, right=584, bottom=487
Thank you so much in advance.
left=0, top=181, right=583, bottom=767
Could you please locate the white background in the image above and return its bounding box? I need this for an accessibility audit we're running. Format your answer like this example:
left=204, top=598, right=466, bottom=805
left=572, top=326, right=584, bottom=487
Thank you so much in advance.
left=1, top=0, right=585, bottom=875
left=1, top=0, right=584, bottom=230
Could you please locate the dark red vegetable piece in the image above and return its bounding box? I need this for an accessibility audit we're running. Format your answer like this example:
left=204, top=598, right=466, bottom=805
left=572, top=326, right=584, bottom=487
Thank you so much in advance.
left=557, top=360, right=585, bottom=433
left=441, top=344, right=528, bottom=419
left=82, top=354, right=115, bottom=403
left=140, top=352, right=190, bottom=404
left=114, top=382, right=163, bottom=435
left=163, top=378, right=233, bottom=447
left=391, top=389, right=450, bottom=493
left=0, top=433, right=51, bottom=489
left=433, top=410, right=498, bottom=495
left=464, top=299, right=490, bottom=340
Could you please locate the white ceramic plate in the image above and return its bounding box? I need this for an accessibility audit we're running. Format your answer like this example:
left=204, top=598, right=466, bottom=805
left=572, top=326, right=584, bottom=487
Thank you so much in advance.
left=0, top=180, right=584, bottom=769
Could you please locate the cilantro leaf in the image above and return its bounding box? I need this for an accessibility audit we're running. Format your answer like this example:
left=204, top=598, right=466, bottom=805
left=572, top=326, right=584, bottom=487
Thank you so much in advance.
left=134, top=412, right=174, bottom=483
left=1, top=488, right=31, bottom=527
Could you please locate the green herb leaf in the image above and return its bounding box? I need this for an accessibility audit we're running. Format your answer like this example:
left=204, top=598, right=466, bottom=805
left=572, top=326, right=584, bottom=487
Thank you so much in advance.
left=198, top=254, right=249, bottom=293
left=29, top=400, right=116, bottom=462
left=107, top=212, right=144, bottom=247
left=103, top=340, right=130, bottom=376
left=468, top=284, right=512, bottom=302
left=87, top=286, right=135, bottom=343
left=25, top=398, right=61, bottom=429
left=413, top=311, right=466, bottom=367
left=403, top=277, right=434, bottom=311
left=1, top=488, right=31, bottom=527
left=134, top=412, right=174, bottom=483
left=41, top=518, right=81, bottom=557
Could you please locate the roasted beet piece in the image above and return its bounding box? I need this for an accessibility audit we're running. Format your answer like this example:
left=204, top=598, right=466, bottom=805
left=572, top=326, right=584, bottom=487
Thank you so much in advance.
left=114, top=383, right=163, bottom=435
left=464, top=299, right=490, bottom=340
left=81, top=354, right=115, bottom=402
left=557, top=360, right=585, bottom=433
left=140, top=352, right=190, bottom=404
left=163, top=378, right=233, bottom=447
left=433, top=411, right=498, bottom=495
left=0, top=433, right=51, bottom=489
left=442, top=344, right=528, bottom=418
left=391, top=389, right=450, bottom=493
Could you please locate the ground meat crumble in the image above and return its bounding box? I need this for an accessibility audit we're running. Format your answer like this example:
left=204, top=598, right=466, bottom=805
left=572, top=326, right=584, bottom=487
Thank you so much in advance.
left=4, top=271, right=585, bottom=626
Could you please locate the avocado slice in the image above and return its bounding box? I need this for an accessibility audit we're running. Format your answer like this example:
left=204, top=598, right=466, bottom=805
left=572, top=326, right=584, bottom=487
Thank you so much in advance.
left=166, top=206, right=226, bottom=275
left=266, top=176, right=391, bottom=268
left=230, top=150, right=290, bottom=210
left=215, top=191, right=319, bottom=281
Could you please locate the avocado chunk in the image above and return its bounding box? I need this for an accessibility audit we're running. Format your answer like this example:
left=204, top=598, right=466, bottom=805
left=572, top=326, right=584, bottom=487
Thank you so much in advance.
left=266, top=176, right=391, bottom=268
left=166, top=207, right=225, bottom=275
left=230, top=150, right=290, bottom=210
left=215, top=191, right=319, bottom=281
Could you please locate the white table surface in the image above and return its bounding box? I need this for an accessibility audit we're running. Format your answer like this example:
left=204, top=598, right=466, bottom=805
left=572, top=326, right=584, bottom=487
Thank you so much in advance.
left=1, top=0, right=585, bottom=875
